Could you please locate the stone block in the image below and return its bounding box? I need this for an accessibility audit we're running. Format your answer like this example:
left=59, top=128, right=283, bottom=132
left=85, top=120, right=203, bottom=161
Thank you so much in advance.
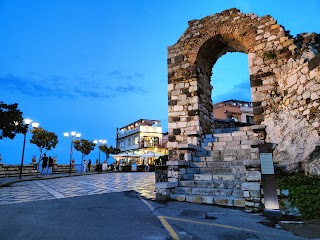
left=194, top=174, right=212, bottom=181
left=202, top=196, right=214, bottom=204
left=175, top=187, right=192, bottom=194
left=186, top=195, right=202, bottom=203
left=166, top=161, right=189, bottom=166
left=190, top=162, right=206, bottom=168
left=234, top=198, right=246, bottom=207
left=241, top=182, right=260, bottom=191
left=214, top=196, right=234, bottom=206
left=181, top=174, right=194, bottom=180
left=186, top=168, right=200, bottom=174
left=246, top=171, right=261, bottom=181
left=213, top=142, right=227, bottom=146
left=170, top=194, right=186, bottom=202
left=243, top=191, right=250, bottom=197
left=231, top=131, right=247, bottom=137
left=212, top=174, right=235, bottom=181
left=227, top=140, right=241, bottom=146
left=250, top=190, right=260, bottom=198
left=168, top=178, right=179, bottom=182
left=156, top=181, right=178, bottom=189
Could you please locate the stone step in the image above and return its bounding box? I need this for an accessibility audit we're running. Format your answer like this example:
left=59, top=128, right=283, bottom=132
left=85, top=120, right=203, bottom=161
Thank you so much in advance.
left=185, top=168, right=200, bottom=174
left=198, top=168, right=232, bottom=174
left=170, top=194, right=245, bottom=207
left=179, top=180, right=243, bottom=189
left=195, top=151, right=210, bottom=157
left=175, top=187, right=244, bottom=197
left=194, top=173, right=240, bottom=181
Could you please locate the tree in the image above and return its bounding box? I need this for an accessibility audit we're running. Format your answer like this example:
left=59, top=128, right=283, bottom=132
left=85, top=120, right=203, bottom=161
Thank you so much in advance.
left=30, top=127, right=58, bottom=177
left=0, top=101, right=24, bottom=140
left=73, top=139, right=96, bottom=162
left=99, top=145, right=120, bottom=162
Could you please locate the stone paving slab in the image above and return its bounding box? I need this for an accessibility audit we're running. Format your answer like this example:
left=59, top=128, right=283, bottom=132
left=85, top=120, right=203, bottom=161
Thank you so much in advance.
left=0, top=172, right=155, bottom=205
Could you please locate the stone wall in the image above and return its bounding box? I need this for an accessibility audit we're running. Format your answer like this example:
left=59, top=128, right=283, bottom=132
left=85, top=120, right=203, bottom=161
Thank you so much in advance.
left=167, top=8, right=320, bottom=175
left=0, top=163, right=94, bottom=177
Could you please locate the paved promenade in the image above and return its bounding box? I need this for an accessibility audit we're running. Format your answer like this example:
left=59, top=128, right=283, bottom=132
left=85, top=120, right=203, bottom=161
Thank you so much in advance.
left=0, top=172, right=155, bottom=205
left=0, top=172, right=318, bottom=239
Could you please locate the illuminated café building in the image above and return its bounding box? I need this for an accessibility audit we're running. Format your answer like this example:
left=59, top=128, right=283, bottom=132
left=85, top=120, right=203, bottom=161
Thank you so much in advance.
left=115, top=119, right=168, bottom=165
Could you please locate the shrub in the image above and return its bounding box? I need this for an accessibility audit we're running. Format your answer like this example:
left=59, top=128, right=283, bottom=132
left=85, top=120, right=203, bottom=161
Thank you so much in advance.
left=277, top=173, right=320, bottom=219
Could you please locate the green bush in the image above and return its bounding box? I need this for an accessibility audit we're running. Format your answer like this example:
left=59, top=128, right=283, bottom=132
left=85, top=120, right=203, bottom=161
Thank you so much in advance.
left=277, top=173, right=320, bottom=219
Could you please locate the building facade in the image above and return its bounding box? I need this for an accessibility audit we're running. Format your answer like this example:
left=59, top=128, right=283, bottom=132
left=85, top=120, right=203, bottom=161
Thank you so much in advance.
left=115, top=119, right=168, bottom=165
left=213, top=99, right=254, bottom=124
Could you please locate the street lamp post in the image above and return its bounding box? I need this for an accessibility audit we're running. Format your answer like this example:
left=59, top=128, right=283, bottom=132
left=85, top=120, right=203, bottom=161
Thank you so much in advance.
left=93, top=139, right=107, bottom=164
left=64, top=131, right=81, bottom=175
left=20, top=118, right=39, bottom=179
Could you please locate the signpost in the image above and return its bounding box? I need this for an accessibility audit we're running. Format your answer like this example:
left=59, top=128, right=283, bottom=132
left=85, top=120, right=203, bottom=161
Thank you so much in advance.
left=259, top=143, right=281, bottom=217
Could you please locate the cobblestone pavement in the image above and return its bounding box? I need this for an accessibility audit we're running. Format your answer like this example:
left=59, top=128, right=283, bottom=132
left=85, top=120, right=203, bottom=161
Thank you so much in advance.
left=0, top=172, right=155, bottom=205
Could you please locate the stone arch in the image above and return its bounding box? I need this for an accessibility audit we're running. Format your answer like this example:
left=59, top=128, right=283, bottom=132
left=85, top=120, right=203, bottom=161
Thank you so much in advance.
left=167, top=8, right=320, bottom=174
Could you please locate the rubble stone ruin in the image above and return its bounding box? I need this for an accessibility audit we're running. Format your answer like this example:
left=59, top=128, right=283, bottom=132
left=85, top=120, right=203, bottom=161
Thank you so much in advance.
left=158, top=8, right=320, bottom=211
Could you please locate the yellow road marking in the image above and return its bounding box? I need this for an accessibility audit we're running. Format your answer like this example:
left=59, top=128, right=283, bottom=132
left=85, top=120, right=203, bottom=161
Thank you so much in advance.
left=158, top=216, right=180, bottom=240
left=164, top=216, right=259, bottom=233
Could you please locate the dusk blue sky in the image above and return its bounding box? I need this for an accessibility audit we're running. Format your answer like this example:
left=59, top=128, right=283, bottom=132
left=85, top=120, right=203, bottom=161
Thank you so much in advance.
left=1, top=0, right=319, bottom=164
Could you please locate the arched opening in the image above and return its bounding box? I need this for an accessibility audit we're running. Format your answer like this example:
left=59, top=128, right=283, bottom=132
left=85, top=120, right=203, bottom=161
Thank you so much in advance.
left=195, top=35, right=252, bottom=134
left=211, top=52, right=253, bottom=125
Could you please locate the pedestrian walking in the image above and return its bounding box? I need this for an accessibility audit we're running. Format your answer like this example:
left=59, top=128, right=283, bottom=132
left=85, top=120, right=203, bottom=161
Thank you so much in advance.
left=83, top=160, right=87, bottom=173
left=88, top=159, right=91, bottom=172
left=48, top=156, right=54, bottom=175
left=41, top=154, right=48, bottom=175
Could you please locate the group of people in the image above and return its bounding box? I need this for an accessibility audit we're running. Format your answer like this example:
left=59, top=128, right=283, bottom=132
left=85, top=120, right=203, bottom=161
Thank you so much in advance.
left=40, top=153, right=54, bottom=175
left=82, top=159, right=91, bottom=172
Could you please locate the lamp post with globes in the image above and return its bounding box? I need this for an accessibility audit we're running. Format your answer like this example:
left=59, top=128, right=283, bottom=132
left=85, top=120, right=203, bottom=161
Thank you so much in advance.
left=20, top=118, right=39, bottom=179
left=64, top=131, right=81, bottom=175
left=93, top=139, right=107, bottom=165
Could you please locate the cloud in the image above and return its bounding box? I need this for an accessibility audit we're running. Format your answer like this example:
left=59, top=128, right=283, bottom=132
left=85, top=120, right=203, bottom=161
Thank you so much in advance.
left=212, top=80, right=252, bottom=103
left=0, top=71, right=147, bottom=99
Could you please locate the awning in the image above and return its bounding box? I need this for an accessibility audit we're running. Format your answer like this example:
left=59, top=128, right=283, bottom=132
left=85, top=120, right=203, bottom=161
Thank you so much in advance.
left=110, top=153, right=140, bottom=158
left=139, top=152, right=163, bottom=158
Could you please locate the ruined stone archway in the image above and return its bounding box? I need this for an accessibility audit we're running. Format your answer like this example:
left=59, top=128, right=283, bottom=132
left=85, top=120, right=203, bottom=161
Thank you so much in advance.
left=167, top=8, right=320, bottom=174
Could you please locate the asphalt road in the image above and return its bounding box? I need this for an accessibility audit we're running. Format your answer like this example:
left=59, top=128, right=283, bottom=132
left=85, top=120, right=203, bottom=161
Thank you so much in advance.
left=0, top=190, right=307, bottom=240
left=0, top=191, right=168, bottom=240
left=0, top=173, right=315, bottom=240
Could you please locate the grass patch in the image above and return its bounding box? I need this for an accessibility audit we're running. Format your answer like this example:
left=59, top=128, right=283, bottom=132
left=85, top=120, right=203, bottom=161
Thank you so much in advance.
left=277, top=173, right=320, bottom=220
